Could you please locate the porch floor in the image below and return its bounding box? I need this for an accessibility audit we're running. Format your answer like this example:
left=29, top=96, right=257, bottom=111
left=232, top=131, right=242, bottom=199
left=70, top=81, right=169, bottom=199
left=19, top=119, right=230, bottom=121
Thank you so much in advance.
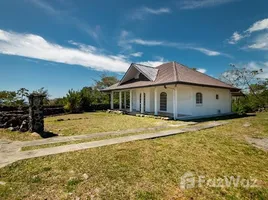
left=115, top=109, right=189, bottom=119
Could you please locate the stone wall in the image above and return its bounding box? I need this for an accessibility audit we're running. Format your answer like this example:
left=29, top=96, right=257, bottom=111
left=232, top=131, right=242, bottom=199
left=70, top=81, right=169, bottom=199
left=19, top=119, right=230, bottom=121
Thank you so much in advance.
left=0, top=95, right=55, bottom=133
left=0, top=111, right=29, bottom=132
left=0, top=105, right=65, bottom=116
left=28, top=94, right=44, bottom=133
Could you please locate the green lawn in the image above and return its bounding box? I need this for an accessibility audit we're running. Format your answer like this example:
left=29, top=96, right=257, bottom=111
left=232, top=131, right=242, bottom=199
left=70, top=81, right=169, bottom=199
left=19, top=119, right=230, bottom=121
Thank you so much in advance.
left=45, top=112, right=178, bottom=136
left=0, top=112, right=183, bottom=141
left=0, top=113, right=268, bottom=199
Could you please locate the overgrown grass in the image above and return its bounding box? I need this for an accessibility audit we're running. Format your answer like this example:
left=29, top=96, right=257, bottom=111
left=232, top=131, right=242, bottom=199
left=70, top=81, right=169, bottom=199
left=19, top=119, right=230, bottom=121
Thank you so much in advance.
left=0, top=113, right=268, bottom=199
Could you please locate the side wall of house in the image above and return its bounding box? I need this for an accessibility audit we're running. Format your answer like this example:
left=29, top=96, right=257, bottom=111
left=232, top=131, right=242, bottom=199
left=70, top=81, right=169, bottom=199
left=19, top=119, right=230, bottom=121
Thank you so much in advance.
left=130, top=84, right=231, bottom=117
left=176, top=85, right=232, bottom=116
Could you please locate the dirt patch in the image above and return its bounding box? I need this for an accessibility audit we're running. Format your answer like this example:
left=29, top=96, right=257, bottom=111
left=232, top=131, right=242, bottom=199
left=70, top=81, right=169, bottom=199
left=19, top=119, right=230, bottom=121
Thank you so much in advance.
left=245, top=137, right=268, bottom=151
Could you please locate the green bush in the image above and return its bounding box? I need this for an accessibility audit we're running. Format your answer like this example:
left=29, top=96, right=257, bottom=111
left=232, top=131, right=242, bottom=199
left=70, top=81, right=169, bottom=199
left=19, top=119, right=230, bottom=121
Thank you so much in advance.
left=232, top=98, right=252, bottom=114
left=64, top=89, right=81, bottom=113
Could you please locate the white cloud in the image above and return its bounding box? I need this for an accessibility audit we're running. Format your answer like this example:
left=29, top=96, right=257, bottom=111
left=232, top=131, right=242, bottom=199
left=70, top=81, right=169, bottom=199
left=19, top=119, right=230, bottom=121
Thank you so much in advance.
left=130, top=39, right=164, bottom=46
left=247, top=33, right=268, bottom=50
left=228, top=31, right=244, bottom=44
left=138, top=57, right=165, bottom=67
left=143, top=7, right=171, bottom=14
left=118, top=30, right=133, bottom=52
left=247, top=18, right=268, bottom=33
left=190, top=47, right=221, bottom=56
left=0, top=29, right=129, bottom=72
left=178, top=0, right=236, bottom=10
left=245, top=61, right=268, bottom=79
left=130, top=52, right=143, bottom=57
left=129, top=38, right=229, bottom=57
left=68, top=40, right=98, bottom=53
left=28, top=0, right=58, bottom=15
left=197, top=68, right=207, bottom=73
left=225, top=62, right=268, bottom=80
left=138, top=61, right=165, bottom=67
left=228, top=18, right=268, bottom=45
left=28, top=0, right=101, bottom=42
left=131, top=7, right=171, bottom=20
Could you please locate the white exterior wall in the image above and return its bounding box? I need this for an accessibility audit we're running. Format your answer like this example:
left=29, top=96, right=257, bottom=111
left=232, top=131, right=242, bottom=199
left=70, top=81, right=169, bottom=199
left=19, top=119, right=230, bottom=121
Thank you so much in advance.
left=155, top=86, right=174, bottom=113
left=124, top=84, right=231, bottom=117
left=176, top=85, right=231, bottom=116
left=133, top=88, right=151, bottom=112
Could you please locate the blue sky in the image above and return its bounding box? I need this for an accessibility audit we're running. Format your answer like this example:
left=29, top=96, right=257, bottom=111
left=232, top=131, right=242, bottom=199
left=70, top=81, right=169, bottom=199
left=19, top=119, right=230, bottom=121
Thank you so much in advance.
left=0, top=0, right=268, bottom=98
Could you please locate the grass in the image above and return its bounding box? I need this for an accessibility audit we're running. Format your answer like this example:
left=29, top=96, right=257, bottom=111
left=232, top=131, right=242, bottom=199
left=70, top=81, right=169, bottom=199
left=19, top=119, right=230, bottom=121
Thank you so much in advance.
left=45, top=112, right=179, bottom=136
left=0, top=129, right=40, bottom=141
left=0, top=112, right=184, bottom=141
left=20, top=124, right=193, bottom=151
left=0, top=113, right=268, bottom=199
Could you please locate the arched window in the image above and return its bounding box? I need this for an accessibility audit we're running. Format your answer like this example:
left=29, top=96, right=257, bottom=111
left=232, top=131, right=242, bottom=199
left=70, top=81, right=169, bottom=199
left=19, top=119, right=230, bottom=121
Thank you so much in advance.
left=196, top=93, right=203, bottom=104
left=160, top=92, right=167, bottom=111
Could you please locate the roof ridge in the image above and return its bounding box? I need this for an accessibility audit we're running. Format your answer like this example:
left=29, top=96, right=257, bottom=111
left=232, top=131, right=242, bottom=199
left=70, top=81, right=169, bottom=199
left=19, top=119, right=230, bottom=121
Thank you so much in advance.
left=175, top=61, right=236, bottom=88
left=173, top=61, right=178, bottom=82
left=135, top=63, right=157, bottom=69
left=155, top=61, right=173, bottom=69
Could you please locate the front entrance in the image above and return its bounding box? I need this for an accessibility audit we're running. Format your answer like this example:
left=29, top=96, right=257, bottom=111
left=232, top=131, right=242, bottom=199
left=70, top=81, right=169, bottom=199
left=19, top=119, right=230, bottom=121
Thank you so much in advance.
left=139, top=93, right=146, bottom=112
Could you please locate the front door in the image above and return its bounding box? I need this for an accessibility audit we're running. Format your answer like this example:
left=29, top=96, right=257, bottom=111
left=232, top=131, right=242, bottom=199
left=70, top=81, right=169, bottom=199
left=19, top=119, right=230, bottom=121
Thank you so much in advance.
left=139, top=93, right=146, bottom=112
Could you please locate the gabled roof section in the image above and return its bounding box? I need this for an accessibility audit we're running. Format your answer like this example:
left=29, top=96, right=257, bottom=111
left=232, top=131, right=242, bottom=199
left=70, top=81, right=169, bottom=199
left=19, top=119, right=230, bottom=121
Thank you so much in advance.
left=102, top=61, right=240, bottom=91
left=119, top=63, right=158, bottom=85
left=134, top=64, right=158, bottom=81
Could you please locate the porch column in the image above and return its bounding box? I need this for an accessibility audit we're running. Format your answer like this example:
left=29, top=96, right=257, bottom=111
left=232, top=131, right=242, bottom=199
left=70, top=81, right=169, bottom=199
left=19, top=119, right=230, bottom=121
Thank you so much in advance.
left=154, top=87, right=158, bottom=115
left=129, top=90, right=133, bottom=112
left=119, top=91, right=122, bottom=110
left=173, top=87, right=178, bottom=120
left=110, top=91, right=114, bottom=109
left=141, top=91, right=144, bottom=114
left=124, top=91, right=127, bottom=109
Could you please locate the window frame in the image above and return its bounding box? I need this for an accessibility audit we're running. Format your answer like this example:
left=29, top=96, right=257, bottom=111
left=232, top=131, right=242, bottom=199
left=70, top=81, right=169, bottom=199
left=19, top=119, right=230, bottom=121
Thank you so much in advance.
left=196, top=92, right=203, bottom=105
left=160, top=92, right=167, bottom=111
left=216, top=94, right=219, bottom=100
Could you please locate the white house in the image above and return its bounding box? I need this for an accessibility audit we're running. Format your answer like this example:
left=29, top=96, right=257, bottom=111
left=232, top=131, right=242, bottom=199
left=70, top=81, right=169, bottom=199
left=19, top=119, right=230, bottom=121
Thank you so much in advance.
left=102, top=62, right=240, bottom=119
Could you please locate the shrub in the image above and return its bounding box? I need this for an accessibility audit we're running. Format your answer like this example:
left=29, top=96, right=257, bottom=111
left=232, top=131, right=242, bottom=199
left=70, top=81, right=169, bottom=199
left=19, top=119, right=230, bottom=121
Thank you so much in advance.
left=64, top=89, right=81, bottom=113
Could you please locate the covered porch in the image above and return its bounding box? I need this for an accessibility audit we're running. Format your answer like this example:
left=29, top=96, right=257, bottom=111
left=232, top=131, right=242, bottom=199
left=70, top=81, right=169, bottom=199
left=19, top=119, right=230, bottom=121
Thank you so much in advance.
left=109, top=86, right=179, bottom=120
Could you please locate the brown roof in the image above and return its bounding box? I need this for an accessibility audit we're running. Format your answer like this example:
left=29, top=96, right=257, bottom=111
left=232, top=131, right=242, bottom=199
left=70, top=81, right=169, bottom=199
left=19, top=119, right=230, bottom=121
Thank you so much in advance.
left=102, top=62, right=239, bottom=91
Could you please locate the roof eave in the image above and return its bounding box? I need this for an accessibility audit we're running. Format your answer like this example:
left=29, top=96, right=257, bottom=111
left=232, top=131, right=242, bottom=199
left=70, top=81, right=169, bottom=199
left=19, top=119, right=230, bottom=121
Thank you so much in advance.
left=101, top=81, right=240, bottom=92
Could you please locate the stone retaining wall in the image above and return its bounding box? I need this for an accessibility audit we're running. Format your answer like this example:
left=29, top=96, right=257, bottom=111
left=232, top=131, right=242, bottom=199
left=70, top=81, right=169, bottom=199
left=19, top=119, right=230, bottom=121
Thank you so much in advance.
left=0, top=111, right=29, bottom=132
left=0, top=95, right=50, bottom=133
left=0, top=105, right=65, bottom=116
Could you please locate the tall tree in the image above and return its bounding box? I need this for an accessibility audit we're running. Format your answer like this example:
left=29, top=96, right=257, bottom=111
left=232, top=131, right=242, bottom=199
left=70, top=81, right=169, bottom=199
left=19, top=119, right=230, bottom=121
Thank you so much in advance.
left=94, top=74, right=119, bottom=90
left=220, top=63, right=267, bottom=110
left=32, top=87, right=50, bottom=105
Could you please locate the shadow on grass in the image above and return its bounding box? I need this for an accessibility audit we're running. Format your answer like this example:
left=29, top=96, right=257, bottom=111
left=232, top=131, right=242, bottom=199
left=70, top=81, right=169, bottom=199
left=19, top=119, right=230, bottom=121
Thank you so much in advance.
left=183, top=113, right=256, bottom=123
left=39, top=131, right=58, bottom=138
